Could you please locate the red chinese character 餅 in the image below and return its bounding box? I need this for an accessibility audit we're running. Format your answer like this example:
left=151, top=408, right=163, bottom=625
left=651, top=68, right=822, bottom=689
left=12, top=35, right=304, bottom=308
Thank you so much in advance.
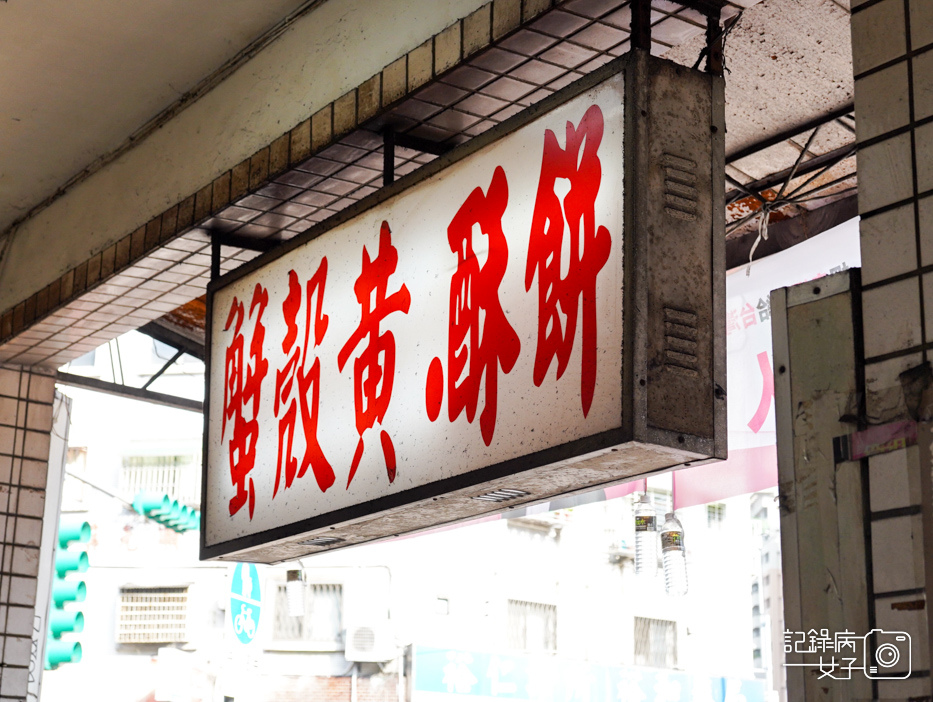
left=222, top=284, right=270, bottom=519
left=273, top=260, right=335, bottom=496
left=525, top=104, right=611, bottom=417
left=425, top=166, right=520, bottom=446
left=338, top=222, right=411, bottom=486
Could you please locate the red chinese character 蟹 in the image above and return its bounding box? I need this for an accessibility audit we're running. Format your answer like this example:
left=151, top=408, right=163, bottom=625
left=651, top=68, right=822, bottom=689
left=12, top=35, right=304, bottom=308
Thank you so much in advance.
left=525, top=104, right=611, bottom=417
left=273, top=260, right=335, bottom=496
left=338, top=222, right=411, bottom=486
left=425, top=166, right=521, bottom=446
left=222, top=284, right=269, bottom=519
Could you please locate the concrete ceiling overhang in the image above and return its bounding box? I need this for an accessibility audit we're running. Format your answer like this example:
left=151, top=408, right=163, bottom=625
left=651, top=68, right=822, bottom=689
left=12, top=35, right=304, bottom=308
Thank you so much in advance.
left=0, top=0, right=323, bottom=235
left=0, top=0, right=854, bottom=366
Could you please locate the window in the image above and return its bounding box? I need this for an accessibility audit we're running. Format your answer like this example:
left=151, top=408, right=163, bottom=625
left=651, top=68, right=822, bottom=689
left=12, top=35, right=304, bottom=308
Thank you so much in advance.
left=121, top=454, right=200, bottom=505
left=751, top=583, right=759, bottom=596
left=647, top=489, right=672, bottom=516
left=507, top=600, right=557, bottom=652
left=634, top=617, right=677, bottom=668
left=272, top=583, right=343, bottom=646
left=117, top=586, right=188, bottom=644
left=707, top=503, right=726, bottom=527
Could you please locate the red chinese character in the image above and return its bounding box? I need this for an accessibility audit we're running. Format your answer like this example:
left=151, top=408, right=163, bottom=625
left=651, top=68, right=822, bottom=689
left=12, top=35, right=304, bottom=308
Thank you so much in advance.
left=740, top=302, right=757, bottom=329
left=525, top=104, right=611, bottom=417
left=748, top=351, right=774, bottom=434
left=274, top=260, right=335, bottom=496
left=425, top=166, right=521, bottom=446
left=726, top=309, right=740, bottom=335
left=338, top=222, right=411, bottom=486
left=222, top=284, right=269, bottom=519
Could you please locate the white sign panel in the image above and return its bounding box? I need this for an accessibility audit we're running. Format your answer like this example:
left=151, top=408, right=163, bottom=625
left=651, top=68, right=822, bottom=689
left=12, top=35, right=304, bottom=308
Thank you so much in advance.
left=205, top=73, right=626, bottom=554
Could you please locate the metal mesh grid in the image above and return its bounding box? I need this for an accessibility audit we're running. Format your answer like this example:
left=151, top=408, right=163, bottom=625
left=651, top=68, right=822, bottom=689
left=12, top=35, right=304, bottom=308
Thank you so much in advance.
left=0, top=0, right=740, bottom=368
left=116, top=586, right=189, bottom=644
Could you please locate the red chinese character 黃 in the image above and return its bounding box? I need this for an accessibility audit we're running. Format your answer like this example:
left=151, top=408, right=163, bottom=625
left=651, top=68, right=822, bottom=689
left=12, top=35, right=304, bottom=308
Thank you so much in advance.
left=222, top=284, right=269, bottom=519
left=525, top=104, right=612, bottom=417
left=274, top=260, right=335, bottom=496
left=425, top=166, right=521, bottom=446
left=338, top=222, right=411, bottom=486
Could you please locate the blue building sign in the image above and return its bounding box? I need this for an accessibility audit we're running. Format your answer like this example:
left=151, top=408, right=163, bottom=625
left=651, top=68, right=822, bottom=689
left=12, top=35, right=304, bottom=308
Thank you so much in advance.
left=413, top=646, right=767, bottom=702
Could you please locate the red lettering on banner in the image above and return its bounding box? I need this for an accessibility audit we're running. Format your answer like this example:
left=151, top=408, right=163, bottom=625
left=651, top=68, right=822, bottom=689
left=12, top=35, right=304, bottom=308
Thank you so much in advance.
left=222, top=284, right=269, bottom=519
left=274, top=261, right=335, bottom=497
left=338, top=222, right=411, bottom=486
left=425, top=166, right=521, bottom=446
left=740, top=302, right=757, bottom=329
left=525, top=104, right=611, bottom=417
left=747, top=351, right=774, bottom=434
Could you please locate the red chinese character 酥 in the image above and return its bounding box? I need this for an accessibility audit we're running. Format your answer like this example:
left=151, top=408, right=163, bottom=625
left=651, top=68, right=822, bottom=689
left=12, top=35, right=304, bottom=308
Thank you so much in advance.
left=338, top=222, right=411, bottom=486
left=222, top=284, right=269, bottom=519
left=273, top=260, right=335, bottom=496
left=425, top=166, right=521, bottom=446
left=525, top=104, right=612, bottom=417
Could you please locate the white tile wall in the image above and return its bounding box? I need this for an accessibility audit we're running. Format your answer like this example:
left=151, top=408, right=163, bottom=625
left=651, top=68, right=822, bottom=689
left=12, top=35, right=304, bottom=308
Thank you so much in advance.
left=874, top=593, right=928, bottom=673
left=851, top=0, right=907, bottom=75
left=910, top=0, right=933, bottom=50
left=870, top=514, right=925, bottom=593
left=857, top=133, right=915, bottom=213
left=860, top=204, right=917, bottom=284
left=914, top=48, right=933, bottom=121
left=855, top=61, right=911, bottom=141
left=865, top=353, right=922, bottom=424
left=862, top=276, right=922, bottom=357
left=0, top=365, right=56, bottom=702
left=869, top=445, right=920, bottom=511
left=916, top=121, right=933, bottom=193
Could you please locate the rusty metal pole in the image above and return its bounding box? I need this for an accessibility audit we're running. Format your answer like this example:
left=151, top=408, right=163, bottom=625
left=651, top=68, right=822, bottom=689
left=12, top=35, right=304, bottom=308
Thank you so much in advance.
left=706, top=8, right=724, bottom=76
left=631, top=0, right=651, bottom=51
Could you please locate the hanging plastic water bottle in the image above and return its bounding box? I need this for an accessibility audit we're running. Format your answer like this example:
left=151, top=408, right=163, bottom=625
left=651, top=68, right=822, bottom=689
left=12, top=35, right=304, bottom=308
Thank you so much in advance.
left=634, top=494, right=658, bottom=576
left=660, top=512, right=688, bottom=596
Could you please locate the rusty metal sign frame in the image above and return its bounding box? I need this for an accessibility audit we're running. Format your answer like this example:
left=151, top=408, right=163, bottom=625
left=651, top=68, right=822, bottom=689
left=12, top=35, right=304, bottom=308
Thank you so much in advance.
left=200, top=49, right=725, bottom=563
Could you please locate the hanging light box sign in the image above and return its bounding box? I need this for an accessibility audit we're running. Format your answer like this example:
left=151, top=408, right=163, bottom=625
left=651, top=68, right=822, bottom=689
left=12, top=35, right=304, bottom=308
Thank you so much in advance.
left=201, top=52, right=726, bottom=563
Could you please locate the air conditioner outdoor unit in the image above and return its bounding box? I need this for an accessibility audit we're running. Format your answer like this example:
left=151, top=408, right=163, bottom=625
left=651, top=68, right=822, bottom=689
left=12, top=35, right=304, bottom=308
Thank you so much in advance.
left=344, top=621, right=396, bottom=662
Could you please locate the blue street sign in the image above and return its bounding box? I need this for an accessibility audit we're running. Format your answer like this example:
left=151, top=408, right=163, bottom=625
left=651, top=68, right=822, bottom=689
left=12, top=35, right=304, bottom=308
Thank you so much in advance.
left=230, top=563, right=261, bottom=644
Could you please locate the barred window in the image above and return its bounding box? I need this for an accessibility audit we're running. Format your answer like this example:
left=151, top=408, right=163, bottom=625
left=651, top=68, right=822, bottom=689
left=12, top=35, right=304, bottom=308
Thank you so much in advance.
left=647, top=489, right=672, bottom=516
left=507, top=599, right=557, bottom=652
left=272, top=583, right=343, bottom=645
left=121, top=454, right=200, bottom=505
left=707, top=503, right=726, bottom=528
left=634, top=617, right=677, bottom=668
left=117, top=586, right=188, bottom=644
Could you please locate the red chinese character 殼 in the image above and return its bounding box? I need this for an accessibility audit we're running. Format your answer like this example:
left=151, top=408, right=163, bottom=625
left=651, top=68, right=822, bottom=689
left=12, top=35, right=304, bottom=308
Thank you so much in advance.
left=525, top=104, right=611, bottom=417
left=222, top=284, right=269, bottom=519
left=338, top=222, right=411, bottom=486
left=273, top=260, right=335, bottom=496
left=425, top=166, right=521, bottom=446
